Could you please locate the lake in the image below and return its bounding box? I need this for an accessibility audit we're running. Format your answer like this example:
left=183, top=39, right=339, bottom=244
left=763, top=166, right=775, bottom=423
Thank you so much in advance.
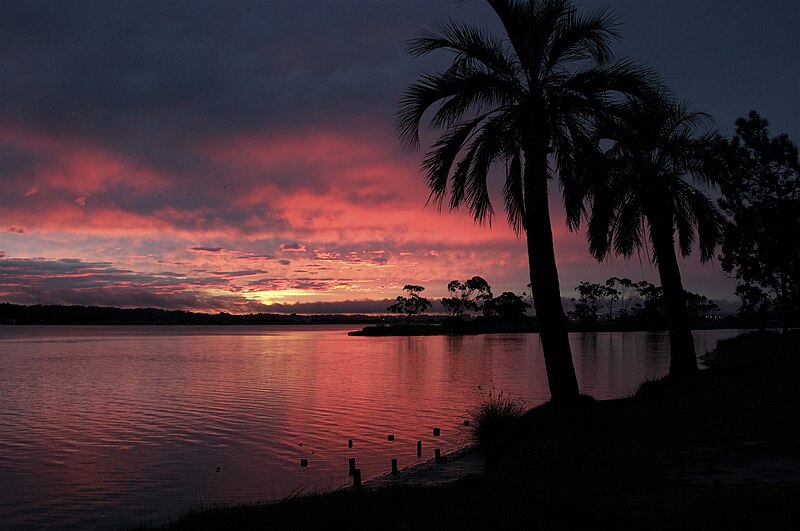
left=0, top=325, right=745, bottom=529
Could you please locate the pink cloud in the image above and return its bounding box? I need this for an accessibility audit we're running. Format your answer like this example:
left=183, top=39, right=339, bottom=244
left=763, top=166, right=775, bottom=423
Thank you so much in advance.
left=0, top=121, right=735, bottom=311
left=74, top=193, right=91, bottom=207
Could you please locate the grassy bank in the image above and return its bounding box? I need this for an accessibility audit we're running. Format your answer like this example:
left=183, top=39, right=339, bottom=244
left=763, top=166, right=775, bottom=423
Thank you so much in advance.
left=138, top=330, right=800, bottom=530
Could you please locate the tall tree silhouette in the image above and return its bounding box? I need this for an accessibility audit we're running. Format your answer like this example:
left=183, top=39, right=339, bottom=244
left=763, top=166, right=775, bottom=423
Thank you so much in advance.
left=575, top=96, right=723, bottom=379
left=388, top=285, right=432, bottom=325
left=715, top=112, right=800, bottom=333
left=396, top=0, right=655, bottom=402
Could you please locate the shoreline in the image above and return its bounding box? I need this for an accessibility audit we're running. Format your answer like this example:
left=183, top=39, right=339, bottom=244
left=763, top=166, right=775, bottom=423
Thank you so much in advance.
left=135, top=330, right=800, bottom=530
left=364, top=445, right=485, bottom=489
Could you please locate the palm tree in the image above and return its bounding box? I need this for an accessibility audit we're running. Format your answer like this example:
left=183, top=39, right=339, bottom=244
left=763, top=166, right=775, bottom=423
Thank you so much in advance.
left=574, top=96, right=724, bottom=379
left=396, top=0, right=656, bottom=403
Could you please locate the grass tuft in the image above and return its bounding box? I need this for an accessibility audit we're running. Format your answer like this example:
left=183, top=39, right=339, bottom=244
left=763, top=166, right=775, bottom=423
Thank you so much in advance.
left=469, top=387, right=526, bottom=448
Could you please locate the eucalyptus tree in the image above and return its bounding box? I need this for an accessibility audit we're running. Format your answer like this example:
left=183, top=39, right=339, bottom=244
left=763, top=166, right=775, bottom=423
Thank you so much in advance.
left=388, top=285, right=432, bottom=325
left=483, top=291, right=530, bottom=321
left=441, top=276, right=493, bottom=318
left=576, top=96, right=724, bottom=378
left=396, top=0, right=656, bottom=402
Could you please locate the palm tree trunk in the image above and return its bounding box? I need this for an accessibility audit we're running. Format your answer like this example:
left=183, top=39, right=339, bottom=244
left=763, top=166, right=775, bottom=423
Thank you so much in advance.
left=524, top=149, right=580, bottom=403
left=650, top=217, right=698, bottom=379
left=779, top=274, right=789, bottom=334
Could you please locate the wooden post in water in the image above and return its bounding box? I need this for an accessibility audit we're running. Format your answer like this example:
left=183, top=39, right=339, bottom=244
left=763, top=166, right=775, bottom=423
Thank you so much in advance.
left=300, top=459, right=308, bottom=467
left=348, top=439, right=353, bottom=448
left=433, top=427, right=440, bottom=436
left=387, top=434, right=394, bottom=441
left=348, top=457, right=356, bottom=476
left=434, top=449, right=442, bottom=463
left=391, top=458, right=398, bottom=474
left=416, top=440, right=422, bottom=457
left=352, top=468, right=362, bottom=488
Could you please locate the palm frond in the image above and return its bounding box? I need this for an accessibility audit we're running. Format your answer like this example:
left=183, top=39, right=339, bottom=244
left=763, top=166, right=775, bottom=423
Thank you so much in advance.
left=407, top=20, right=516, bottom=76
left=564, top=60, right=662, bottom=111
left=613, top=192, right=645, bottom=258
left=422, top=116, right=488, bottom=210
left=396, top=74, right=450, bottom=151
left=545, top=5, right=619, bottom=72
left=673, top=188, right=696, bottom=257
left=680, top=184, right=724, bottom=262
left=504, top=147, right=526, bottom=234
left=428, top=70, right=516, bottom=131
left=462, top=115, right=511, bottom=224
left=586, top=180, right=617, bottom=260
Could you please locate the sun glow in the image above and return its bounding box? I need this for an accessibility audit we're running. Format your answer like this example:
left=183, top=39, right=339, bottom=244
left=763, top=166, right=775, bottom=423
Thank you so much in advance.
left=247, top=289, right=322, bottom=306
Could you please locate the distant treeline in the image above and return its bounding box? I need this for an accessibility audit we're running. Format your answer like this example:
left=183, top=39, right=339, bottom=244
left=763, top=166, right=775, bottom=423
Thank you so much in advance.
left=384, top=277, right=761, bottom=332
left=0, top=303, right=380, bottom=326
left=0, top=297, right=781, bottom=330
left=568, top=278, right=723, bottom=331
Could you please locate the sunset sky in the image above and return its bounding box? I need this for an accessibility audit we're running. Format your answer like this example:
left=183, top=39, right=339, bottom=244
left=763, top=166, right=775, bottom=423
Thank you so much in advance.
left=1, top=0, right=798, bottom=314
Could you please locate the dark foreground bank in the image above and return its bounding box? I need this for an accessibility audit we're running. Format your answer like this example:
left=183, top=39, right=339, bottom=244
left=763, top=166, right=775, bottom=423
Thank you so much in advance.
left=134, top=330, right=800, bottom=530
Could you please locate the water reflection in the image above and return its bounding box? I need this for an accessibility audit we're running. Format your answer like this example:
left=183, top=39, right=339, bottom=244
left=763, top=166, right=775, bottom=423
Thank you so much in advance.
left=445, top=334, right=464, bottom=353
left=0, top=326, right=745, bottom=529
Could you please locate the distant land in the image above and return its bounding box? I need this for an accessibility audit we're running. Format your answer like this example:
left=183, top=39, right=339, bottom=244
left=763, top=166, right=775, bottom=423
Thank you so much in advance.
left=0, top=302, right=393, bottom=326
left=1, top=302, right=757, bottom=331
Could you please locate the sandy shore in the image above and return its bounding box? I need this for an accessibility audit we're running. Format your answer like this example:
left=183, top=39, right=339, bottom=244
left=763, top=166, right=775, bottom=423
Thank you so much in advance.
left=365, top=445, right=485, bottom=488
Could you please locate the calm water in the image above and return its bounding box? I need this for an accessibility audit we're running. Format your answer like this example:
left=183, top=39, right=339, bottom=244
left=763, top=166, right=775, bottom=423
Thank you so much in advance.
left=0, top=325, right=744, bottom=529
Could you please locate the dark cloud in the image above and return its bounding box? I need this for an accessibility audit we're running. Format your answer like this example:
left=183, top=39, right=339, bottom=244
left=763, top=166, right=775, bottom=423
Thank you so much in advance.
left=0, top=257, right=227, bottom=304
left=0, top=141, right=44, bottom=184
left=0, top=1, right=485, bottom=155
left=210, top=269, right=265, bottom=278
left=190, top=246, right=224, bottom=253
left=262, top=298, right=447, bottom=315
left=258, top=298, right=395, bottom=315
left=243, top=277, right=345, bottom=293
left=280, top=242, right=306, bottom=252
left=0, top=256, right=297, bottom=312
left=236, top=253, right=275, bottom=261
left=3, top=0, right=795, bottom=150
left=2, top=0, right=796, bottom=215
left=345, top=191, right=403, bottom=207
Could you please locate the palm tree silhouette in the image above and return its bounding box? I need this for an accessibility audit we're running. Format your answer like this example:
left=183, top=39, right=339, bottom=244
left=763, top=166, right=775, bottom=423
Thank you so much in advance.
left=574, top=95, right=724, bottom=379
left=396, top=0, right=656, bottom=402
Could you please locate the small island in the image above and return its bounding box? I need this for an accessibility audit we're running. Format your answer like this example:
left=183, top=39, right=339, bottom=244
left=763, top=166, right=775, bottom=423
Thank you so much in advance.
left=347, top=321, right=536, bottom=336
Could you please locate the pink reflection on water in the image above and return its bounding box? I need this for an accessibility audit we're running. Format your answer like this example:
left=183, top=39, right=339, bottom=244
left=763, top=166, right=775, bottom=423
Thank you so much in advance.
left=0, top=326, right=743, bottom=528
